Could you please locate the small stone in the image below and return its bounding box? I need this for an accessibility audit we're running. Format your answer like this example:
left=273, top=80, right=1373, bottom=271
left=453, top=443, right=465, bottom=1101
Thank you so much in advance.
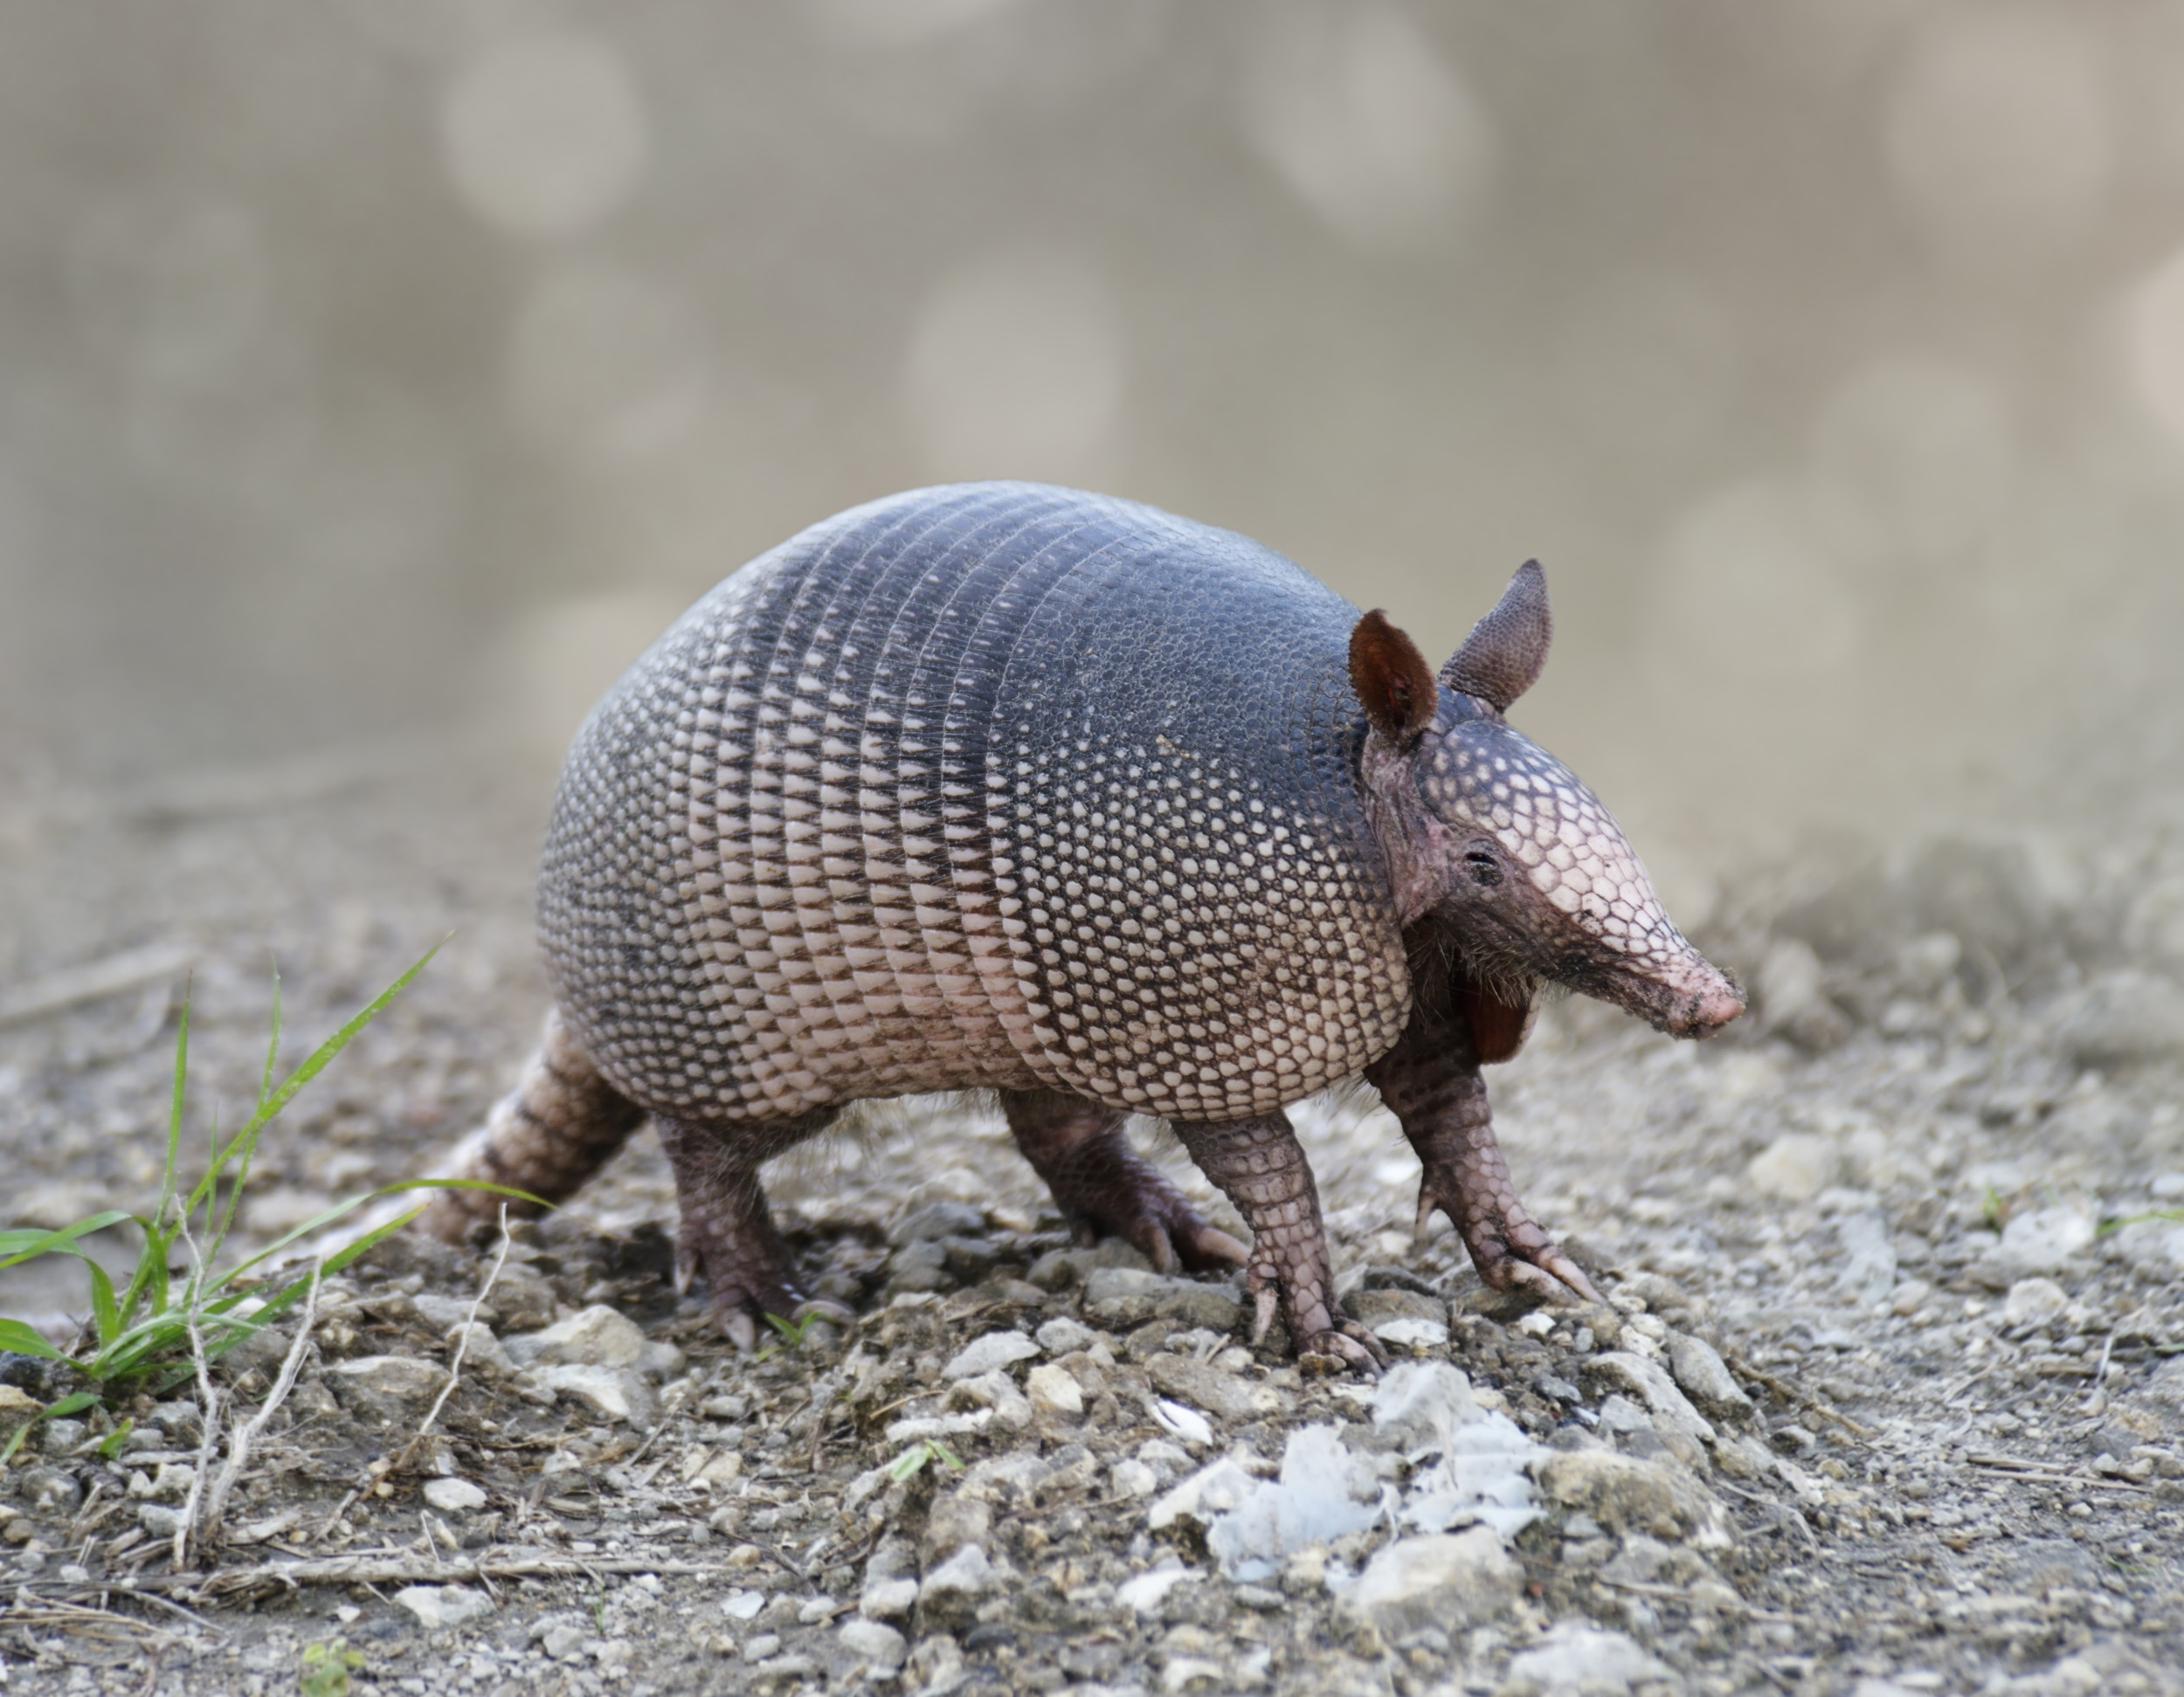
left=326, top=1355, right=451, bottom=1423
left=391, top=1584, right=494, bottom=1631
left=1151, top=1398, right=1214, bottom=1446
left=137, top=1504, right=187, bottom=1539
left=943, top=1331, right=1039, bottom=1381
left=1501, top=1622, right=1671, bottom=1696
left=1026, top=1362, right=1084, bottom=1415
left=1116, top=1561, right=1203, bottom=1615
left=890, top=1201, right=986, bottom=1245
left=1111, top=1459, right=1159, bottom=1498
left=638, top=1339, right=688, bottom=1381
left=1035, top=1316, right=1097, bottom=1355
left=1147, top=1457, right=1260, bottom=1532
left=1976, top=1207, right=2096, bottom=1285
left=1580, top=1351, right=1716, bottom=1451
left=722, top=1590, right=768, bottom=1621
left=1664, top=1331, right=1752, bottom=1421
left=2003, top=1276, right=2070, bottom=1328
left=1344, top=1527, right=1521, bottom=1635
left=411, top=1293, right=486, bottom=1330
left=742, top=1632, right=782, bottom=1662
left=1754, top=937, right=1849, bottom=1049
left=1373, top=1315, right=1449, bottom=1350
left=504, top=1304, right=646, bottom=1370
left=1746, top=1133, right=1838, bottom=1203
left=1534, top=1449, right=1735, bottom=1549
left=2055, top=969, right=2184, bottom=1066
left=422, top=1478, right=488, bottom=1514
left=1147, top=1354, right=1280, bottom=1423
left=860, top=1577, right=919, bottom=1620
left=1890, top=1278, right=1932, bottom=1317
left=537, top=1363, right=655, bottom=1426
left=1082, top=1266, right=1242, bottom=1333
left=916, top=1544, right=994, bottom=1629
left=1233, top=1583, right=1285, bottom=1611
left=837, top=1617, right=908, bottom=1672
left=1344, top=1288, right=1444, bottom=1328
left=538, top=1622, right=586, bottom=1659
left=445, top=1321, right=515, bottom=1377
left=0, top=1386, right=42, bottom=1450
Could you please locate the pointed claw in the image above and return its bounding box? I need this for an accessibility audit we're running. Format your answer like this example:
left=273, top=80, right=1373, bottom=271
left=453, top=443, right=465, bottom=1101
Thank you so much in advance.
left=1413, top=1187, right=1440, bottom=1242
left=723, top=1306, right=759, bottom=1356
left=792, top=1297, right=855, bottom=1327
left=1540, top=1251, right=1602, bottom=1305
left=1251, top=1285, right=1280, bottom=1347
left=673, top=1247, right=695, bottom=1299
left=1145, top=1224, right=1178, bottom=1275
left=1186, top=1225, right=1250, bottom=1270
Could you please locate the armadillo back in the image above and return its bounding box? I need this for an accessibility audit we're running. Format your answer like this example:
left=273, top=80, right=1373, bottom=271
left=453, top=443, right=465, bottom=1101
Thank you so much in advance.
left=540, top=482, right=1412, bottom=1126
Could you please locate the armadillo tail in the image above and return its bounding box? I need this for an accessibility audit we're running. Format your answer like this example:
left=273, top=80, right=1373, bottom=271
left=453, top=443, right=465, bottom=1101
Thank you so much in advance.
left=418, top=1007, right=646, bottom=1245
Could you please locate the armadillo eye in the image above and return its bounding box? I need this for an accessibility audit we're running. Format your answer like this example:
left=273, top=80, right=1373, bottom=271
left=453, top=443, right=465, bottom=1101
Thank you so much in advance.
left=1464, top=847, right=1503, bottom=888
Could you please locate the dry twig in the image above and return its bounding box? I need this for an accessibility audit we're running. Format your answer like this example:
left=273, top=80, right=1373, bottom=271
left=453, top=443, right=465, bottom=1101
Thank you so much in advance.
left=200, top=1261, right=322, bottom=1546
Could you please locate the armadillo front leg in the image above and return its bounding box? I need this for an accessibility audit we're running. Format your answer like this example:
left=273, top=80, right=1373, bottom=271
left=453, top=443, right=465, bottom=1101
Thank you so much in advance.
left=1365, top=1020, right=1600, bottom=1306
left=421, top=1009, right=646, bottom=1244
left=655, top=1114, right=849, bottom=1355
left=1171, top=1113, right=1384, bottom=1372
left=1003, top=1089, right=1247, bottom=1274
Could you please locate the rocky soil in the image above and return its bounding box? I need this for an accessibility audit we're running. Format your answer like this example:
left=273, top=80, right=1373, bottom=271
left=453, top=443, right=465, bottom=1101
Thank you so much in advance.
left=0, top=752, right=2181, bottom=1697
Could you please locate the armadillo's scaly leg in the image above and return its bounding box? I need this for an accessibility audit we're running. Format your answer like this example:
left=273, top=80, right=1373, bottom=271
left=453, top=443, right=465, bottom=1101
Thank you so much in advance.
left=655, top=1113, right=848, bottom=1354
left=1170, top=1112, right=1383, bottom=1372
left=1003, top=1089, right=1248, bottom=1274
left=1365, top=1007, right=1600, bottom=1306
left=421, top=1008, right=646, bottom=1245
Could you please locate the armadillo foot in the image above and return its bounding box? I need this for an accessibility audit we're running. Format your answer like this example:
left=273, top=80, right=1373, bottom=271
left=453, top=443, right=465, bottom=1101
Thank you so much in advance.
left=657, top=1114, right=838, bottom=1349
left=1414, top=1157, right=1601, bottom=1307
left=1003, top=1090, right=1248, bottom=1275
left=1174, top=1111, right=1385, bottom=1375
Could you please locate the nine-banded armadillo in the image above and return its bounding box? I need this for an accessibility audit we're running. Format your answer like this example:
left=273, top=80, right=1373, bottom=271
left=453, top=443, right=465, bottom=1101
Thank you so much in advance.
left=424, top=482, right=1741, bottom=1368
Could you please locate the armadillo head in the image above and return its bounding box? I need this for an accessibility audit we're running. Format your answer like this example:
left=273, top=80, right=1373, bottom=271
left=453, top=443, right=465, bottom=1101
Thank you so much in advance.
left=1350, top=563, right=1743, bottom=1056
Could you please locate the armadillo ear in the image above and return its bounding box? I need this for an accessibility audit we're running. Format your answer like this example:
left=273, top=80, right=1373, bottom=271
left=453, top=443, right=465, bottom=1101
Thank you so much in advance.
left=1349, top=610, right=1439, bottom=748
left=1441, top=560, right=1552, bottom=712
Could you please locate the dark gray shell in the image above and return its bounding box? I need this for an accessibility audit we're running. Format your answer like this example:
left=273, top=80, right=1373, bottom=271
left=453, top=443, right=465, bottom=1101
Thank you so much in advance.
left=541, top=481, right=1413, bottom=1126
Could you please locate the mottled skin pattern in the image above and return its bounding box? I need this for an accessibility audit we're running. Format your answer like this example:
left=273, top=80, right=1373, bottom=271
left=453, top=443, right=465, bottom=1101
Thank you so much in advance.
left=425, top=484, right=1743, bottom=1369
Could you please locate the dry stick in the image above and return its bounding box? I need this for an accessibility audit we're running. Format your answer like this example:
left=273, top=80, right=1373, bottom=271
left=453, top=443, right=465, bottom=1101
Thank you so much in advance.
left=1721, top=1345, right=1874, bottom=1439
left=172, top=1214, right=225, bottom=1573
left=390, top=1205, right=514, bottom=1476
left=201, top=1261, right=323, bottom=1548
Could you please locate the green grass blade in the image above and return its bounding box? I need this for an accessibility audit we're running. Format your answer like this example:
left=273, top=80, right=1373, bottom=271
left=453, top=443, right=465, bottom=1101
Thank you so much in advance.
left=0, top=1320, right=65, bottom=1361
left=256, top=960, right=283, bottom=1118
left=218, top=1178, right=546, bottom=1286
left=155, top=984, right=190, bottom=1233
left=0, top=1213, right=134, bottom=1269
left=86, top=1259, right=121, bottom=1347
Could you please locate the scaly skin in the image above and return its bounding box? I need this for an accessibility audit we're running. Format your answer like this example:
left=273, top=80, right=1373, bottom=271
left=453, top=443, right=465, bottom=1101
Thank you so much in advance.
left=1002, top=1089, right=1248, bottom=1274
left=1365, top=971, right=1600, bottom=1306
left=1172, top=1113, right=1386, bottom=1371
left=655, top=1114, right=851, bottom=1353
left=422, top=1009, right=646, bottom=1242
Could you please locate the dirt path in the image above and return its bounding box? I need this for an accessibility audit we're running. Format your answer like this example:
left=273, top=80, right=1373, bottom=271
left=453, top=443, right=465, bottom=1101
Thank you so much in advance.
left=0, top=752, right=2179, bottom=1697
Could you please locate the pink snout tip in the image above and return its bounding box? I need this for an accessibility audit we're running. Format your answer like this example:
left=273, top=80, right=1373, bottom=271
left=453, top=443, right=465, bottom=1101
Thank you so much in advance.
left=1687, top=976, right=1745, bottom=1036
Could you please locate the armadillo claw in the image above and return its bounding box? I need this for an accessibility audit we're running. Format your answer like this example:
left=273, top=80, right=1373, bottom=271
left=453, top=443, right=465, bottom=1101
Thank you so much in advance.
left=1417, top=1176, right=1600, bottom=1306
left=1298, top=1323, right=1386, bottom=1376
left=1251, top=1286, right=1281, bottom=1347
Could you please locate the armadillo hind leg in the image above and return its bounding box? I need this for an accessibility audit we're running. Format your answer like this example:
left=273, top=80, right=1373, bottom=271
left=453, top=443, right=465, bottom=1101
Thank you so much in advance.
left=1169, top=1113, right=1385, bottom=1372
left=1365, top=1018, right=1602, bottom=1306
left=1001, top=1089, right=1248, bottom=1275
left=654, top=1112, right=849, bottom=1355
left=421, top=1008, right=647, bottom=1245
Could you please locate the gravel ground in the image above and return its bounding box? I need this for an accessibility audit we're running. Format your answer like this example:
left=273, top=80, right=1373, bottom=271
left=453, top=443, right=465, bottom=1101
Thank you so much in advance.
left=0, top=750, right=2180, bottom=1697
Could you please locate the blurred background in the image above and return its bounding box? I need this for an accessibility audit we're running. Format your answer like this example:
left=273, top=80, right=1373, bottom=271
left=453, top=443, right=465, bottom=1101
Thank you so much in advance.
left=5, top=0, right=2184, bottom=909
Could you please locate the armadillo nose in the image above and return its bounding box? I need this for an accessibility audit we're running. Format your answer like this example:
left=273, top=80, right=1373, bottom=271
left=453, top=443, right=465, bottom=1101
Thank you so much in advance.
left=1690, top=976, right=1745, bottom=1036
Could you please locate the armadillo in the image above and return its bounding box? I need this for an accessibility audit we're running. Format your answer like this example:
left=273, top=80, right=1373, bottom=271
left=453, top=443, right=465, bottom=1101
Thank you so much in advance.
left=424, top=482, right=1741, bottom=1368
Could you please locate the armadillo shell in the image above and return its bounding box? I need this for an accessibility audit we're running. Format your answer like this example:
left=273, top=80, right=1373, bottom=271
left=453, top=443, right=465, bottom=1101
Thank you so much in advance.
left=541, top=481, right=1413, bottom=1126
